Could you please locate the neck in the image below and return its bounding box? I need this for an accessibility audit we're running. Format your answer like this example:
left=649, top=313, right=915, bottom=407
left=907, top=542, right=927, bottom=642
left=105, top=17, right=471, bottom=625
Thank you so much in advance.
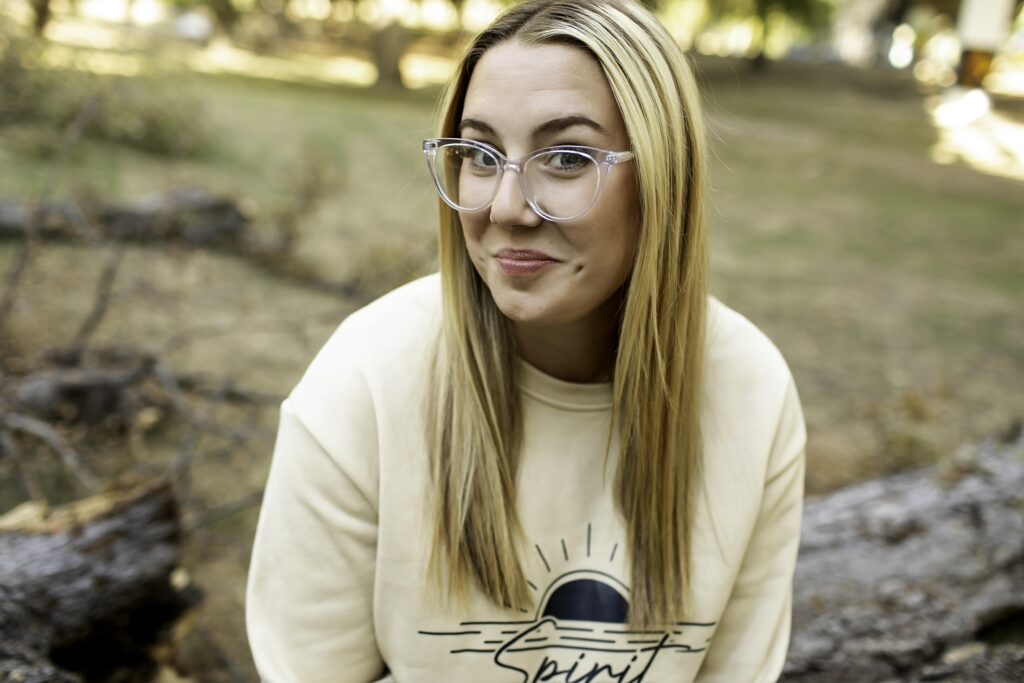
left=512, top=296, right=621, bottom=384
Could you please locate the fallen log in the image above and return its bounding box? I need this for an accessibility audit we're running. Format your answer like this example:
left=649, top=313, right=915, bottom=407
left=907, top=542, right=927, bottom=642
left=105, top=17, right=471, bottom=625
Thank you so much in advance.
left=0, top=188, right=248, bottom=249
left=0, top=189, right=362, bottom=297
left=0, top=481, right=199, bottom=683
left=7, top=347, right=155, bottom=428
left=3, top=346, right=260, bottom=438
left=784, top=435, right=1024, bottom=681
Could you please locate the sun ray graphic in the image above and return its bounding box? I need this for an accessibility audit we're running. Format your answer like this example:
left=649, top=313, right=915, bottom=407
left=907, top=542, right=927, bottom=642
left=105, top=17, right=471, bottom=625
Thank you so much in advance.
left=418, top=523, right=717, bottom=682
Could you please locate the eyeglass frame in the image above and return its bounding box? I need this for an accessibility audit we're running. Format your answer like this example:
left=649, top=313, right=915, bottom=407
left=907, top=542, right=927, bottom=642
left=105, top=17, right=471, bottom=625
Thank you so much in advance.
left=422, top=137, right=636, bottom=222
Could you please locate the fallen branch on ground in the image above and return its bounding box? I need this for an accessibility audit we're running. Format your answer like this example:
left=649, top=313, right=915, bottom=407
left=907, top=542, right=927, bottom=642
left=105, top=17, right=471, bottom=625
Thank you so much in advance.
left=0, top=188, right=363, bottom=297
left=784, top=435, right=1024, bottom=682
left=0, top=481, right=200, bottom=683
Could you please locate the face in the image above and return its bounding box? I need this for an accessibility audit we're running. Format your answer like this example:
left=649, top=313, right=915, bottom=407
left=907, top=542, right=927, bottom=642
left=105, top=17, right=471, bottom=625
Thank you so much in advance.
left=458, top=40, right=640, bottom=331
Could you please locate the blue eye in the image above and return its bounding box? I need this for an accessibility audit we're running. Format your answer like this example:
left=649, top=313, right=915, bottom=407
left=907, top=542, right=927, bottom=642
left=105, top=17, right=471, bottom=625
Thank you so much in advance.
left=542, top=151, right=589, bottom=174
left=469, top=150, right=497, bottom=169
left=453, top=146, right=498, bottom=174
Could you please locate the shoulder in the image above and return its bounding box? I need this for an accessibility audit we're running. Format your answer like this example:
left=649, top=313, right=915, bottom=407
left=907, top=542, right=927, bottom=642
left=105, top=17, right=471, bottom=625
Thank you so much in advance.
left=288, top=273, right=441, bottom=430
left=700, top=295, right=806, bottom=496
left=702, top=296, right=801, bottom=448
left=333, top=272, right=442, bottom=358
left=705, top=294, right=794, bottom=396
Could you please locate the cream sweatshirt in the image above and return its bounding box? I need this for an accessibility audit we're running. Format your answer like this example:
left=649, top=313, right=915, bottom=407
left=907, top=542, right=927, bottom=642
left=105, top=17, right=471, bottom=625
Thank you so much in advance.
left=246, top=273, right=806, bottom=683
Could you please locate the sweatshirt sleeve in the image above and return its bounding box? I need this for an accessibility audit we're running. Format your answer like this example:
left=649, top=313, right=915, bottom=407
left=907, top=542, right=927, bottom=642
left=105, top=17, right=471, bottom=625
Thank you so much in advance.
left=246, top=384, right=386, bottom=682
left=696, top=375, right=807, bottom=683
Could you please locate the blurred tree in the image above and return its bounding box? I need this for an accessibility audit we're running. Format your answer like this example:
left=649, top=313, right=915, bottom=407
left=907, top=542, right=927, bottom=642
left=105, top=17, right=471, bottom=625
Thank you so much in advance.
left=29, top=0, right=52, bottom=35
left=450, top=0, right=468, bottom=28
left=897, top=0, right=960, bottom=18
left=449, top=0, right=517, bottom=30
left=371, top=20, right=407, bottom=88
left=706, top=0, right=833, bottom=69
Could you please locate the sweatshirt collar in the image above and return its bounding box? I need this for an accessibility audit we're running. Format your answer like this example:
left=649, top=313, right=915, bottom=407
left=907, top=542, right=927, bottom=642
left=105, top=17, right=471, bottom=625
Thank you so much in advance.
left=518, top=359, right=614, bottom=411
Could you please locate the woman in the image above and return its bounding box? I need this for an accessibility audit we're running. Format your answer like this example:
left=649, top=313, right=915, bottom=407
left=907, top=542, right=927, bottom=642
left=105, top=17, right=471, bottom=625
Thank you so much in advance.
left=246, top=1, right=806, bottom=681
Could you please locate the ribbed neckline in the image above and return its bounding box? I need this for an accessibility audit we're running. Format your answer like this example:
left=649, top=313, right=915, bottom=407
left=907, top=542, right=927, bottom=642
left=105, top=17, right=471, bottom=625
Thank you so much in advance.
left=518, top=359, right=613, bottom=411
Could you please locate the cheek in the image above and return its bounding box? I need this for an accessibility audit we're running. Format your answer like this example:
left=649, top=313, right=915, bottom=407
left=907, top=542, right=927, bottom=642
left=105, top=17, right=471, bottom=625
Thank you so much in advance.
left=566, top=225, right=636, bottom=297
left=581, top=177, right=640, bottom=276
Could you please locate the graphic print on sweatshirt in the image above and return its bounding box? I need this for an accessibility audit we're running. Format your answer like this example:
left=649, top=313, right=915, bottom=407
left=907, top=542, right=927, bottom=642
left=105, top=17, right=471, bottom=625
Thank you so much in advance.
left=419, top=525, right=716, bottom=683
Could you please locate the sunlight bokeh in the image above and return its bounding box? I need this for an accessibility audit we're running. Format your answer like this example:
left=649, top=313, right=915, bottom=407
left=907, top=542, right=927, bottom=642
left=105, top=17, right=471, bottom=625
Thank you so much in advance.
left=36, top=40, right=145, bottom=75
left=78, top=0, right=168, bottom=25
left=402, top=52, right=453, bottom=89
left=929, top=93, right=1024, bottom=182
left=189, top=39, right=377, bottom=86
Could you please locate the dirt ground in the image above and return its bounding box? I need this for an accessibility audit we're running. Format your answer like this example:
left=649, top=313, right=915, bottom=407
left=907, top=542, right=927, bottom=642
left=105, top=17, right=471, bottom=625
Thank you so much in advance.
left=1, top=54, right=1022, bottom=680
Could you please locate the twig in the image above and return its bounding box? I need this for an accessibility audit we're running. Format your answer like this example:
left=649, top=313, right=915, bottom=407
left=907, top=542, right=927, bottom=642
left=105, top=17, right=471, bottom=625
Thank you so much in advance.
left=194, top=625, right=250, bottom=683
left=152, top=360, right=255, bottom=441
left=174, top=373, right=284, bottom=407
left=2, top=413, right=99, bottom=491
left=71, top=246, right=125, bottom=348
left=164, top=370, right=237, bottom=490
left=0, top=427, right=48, bottom=504
left=0, top=96, right=102, bottom=335
left=63, top=195, right=102, bottom=241
left=183, top=488, right=264, bottom=533
left=272, top=142, right=334, bottom=254
left=152, top=360, right=203, bottom=427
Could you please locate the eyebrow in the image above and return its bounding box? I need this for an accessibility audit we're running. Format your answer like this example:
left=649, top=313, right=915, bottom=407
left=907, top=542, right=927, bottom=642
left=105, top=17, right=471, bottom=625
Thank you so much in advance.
left=458, top=115, right=608, bottom=139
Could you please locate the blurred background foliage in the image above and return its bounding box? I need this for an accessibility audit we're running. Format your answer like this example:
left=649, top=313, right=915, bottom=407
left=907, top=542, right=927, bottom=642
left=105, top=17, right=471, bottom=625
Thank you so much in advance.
left=0, top=0, right=1022, bottom=680
left=1, top=31, right=208, bottom=156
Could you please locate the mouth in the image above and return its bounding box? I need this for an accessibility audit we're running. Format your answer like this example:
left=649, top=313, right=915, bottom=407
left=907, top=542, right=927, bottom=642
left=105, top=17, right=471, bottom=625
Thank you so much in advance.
left=494, top=248, right=560, bottom=277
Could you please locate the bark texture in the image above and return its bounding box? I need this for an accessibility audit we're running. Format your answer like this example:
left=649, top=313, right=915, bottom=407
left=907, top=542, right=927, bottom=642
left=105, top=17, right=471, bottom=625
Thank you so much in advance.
left=784, top=437, right=1024, bottom=682
left=0, top=482, right=198, bottom=683
left=0, top=189, right=248, bottom=249
left=0, top=189, right=361, bottom=296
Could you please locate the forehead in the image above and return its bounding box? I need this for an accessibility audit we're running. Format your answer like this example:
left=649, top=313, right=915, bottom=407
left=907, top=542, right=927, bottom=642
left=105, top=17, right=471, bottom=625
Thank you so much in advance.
left=462, top=41, right=625, bottom=143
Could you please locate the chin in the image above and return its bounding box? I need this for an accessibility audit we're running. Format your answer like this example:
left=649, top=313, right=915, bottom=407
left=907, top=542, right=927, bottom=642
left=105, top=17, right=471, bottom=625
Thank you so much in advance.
left=488, top=285, right=566, bottom=326
left=492, top=295, right=552, bottom=325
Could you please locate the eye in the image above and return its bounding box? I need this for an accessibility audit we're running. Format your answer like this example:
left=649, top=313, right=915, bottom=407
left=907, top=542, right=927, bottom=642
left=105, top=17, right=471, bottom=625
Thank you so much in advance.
left=542, top=150, right=589, bottom=174
left=468, top=149, right=498, bottom=170
left=453, top=145, right=499, bottom=175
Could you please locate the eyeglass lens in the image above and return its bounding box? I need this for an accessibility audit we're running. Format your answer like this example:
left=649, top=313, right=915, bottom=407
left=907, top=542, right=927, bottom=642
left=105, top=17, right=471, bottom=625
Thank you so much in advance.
left=432, top=143, right=601, bottom=220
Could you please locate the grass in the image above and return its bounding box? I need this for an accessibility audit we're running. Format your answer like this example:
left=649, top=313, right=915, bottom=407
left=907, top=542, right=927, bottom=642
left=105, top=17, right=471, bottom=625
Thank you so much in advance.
left=701, top=61, right=1024, bottom=491
left=1, top=52, right=1023, bottom=680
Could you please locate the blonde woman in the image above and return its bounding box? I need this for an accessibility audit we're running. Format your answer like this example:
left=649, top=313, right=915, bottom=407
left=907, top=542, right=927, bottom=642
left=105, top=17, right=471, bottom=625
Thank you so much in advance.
left=246, top=0, right=806, bottom=681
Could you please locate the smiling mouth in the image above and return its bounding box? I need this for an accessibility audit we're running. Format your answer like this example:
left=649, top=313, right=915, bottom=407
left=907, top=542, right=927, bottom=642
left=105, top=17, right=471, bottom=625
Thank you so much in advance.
left=494, top=249, right=560, bottom=277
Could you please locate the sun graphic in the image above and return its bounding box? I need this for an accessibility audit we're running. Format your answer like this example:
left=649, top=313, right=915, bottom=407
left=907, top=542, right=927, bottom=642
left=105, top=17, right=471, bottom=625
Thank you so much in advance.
left=419, top=523, right=716, bottom=682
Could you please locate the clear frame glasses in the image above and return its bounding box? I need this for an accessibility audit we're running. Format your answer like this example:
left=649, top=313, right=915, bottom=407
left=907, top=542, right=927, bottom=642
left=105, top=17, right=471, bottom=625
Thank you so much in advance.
left=422, top=138, right=635, bottom=222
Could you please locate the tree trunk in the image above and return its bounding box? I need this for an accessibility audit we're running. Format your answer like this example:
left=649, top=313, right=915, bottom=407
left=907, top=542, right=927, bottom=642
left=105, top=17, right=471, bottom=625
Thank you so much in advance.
left=750, top=0, right=770, bottom=71
left=207, top=0, right=241, bottom=34
left=371, top=21, right=407, bottom=89
left=30, top=0, right=52, bottom=36
left=784, top=436, right=1024, bottom=681
left=0, top=482, right=199, bottom=682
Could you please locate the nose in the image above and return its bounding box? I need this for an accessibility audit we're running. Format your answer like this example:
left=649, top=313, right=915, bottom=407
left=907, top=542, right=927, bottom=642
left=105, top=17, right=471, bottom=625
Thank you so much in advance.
left=489, top=166, right=542, bottom=229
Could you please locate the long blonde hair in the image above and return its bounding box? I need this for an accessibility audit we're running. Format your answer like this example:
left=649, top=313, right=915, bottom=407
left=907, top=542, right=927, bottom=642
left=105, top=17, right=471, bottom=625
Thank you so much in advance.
left=428, top=0, right=709, bottom=628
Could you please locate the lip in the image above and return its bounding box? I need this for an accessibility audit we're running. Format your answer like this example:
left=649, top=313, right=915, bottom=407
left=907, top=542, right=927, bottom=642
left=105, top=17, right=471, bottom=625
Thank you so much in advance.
left=494, top=248, right=560, bottom=277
